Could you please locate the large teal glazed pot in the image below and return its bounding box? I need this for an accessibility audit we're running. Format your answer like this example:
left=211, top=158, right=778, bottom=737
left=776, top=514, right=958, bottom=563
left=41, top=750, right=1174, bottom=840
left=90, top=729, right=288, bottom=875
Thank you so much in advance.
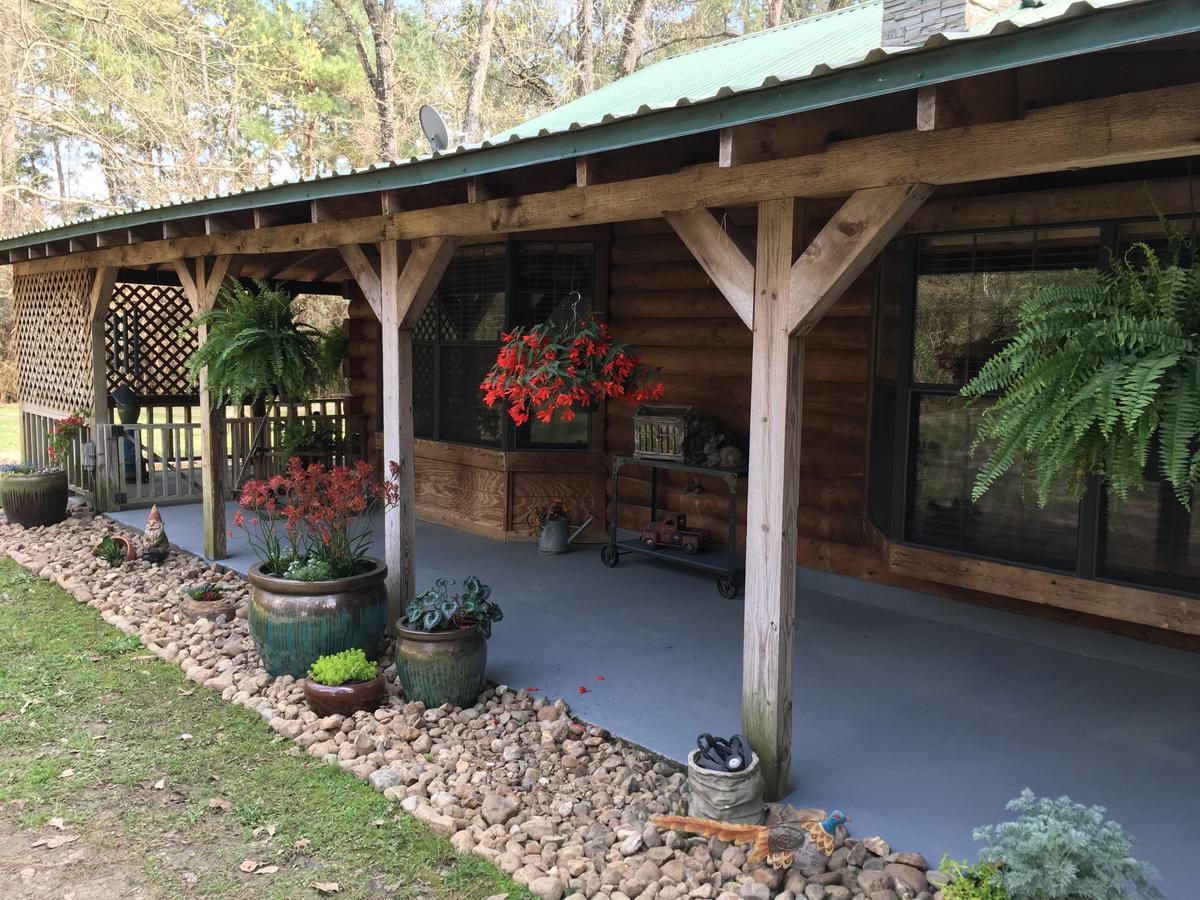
left=247, top=559, right=388, bottom=678
left=393, top=619, right=487, bottom=709
left=0, top=470, right=68, bottom=528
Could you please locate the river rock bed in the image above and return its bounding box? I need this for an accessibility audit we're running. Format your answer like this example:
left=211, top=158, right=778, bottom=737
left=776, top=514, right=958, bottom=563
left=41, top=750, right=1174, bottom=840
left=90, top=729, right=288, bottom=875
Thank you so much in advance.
left=1, top=506, right=950, bottom=900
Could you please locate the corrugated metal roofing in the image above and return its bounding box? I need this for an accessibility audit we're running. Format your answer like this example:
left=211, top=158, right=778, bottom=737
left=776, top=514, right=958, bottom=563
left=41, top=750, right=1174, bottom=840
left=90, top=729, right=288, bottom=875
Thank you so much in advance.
left=0, top=0, right=1183, bottom=253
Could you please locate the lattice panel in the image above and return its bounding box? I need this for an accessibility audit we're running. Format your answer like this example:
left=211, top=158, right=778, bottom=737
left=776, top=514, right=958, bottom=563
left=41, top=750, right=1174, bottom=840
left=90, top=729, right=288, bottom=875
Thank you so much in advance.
left=14, top=269, right=95, bottom=413
left=105, top=282, right=198, bottom=399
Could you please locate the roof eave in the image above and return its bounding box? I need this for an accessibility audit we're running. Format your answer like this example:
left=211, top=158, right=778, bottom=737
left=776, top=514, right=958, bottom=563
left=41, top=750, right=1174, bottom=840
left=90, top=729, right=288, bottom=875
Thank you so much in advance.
left=3, top=0, right=1196, bottom=257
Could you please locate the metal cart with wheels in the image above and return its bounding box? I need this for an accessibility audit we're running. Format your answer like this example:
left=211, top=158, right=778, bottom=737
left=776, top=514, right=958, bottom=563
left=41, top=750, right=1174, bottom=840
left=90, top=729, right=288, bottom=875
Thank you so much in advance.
left=601, top=455, right=745, bottom=598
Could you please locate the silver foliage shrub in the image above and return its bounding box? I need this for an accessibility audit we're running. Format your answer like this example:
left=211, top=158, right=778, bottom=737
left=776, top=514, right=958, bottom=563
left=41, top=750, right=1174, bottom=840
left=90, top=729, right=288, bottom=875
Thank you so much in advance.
left=974, top=790, right=1161, bottom=900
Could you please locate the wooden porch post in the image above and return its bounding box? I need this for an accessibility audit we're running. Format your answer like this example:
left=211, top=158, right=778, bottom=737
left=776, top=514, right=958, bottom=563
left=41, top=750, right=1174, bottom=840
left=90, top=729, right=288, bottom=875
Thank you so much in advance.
left=341, top=237, right=458, bottom=628
left=88, top=267, right=118, bottom=511
left=742, top=198, right=801, bottom=800
left=173, top=255, right=239, bottom=560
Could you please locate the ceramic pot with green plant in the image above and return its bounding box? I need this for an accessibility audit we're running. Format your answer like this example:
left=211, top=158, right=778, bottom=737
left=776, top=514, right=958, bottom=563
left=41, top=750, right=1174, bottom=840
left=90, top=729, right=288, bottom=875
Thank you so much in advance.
left=240, top=457, right=402, bottom=678
left=0, top=413, right=85, bottom=529
left=394, top=576, right=502, bottom=709
left=93, top=534, right=134, bottom=568
left=303, top=648, right=385, bottom=717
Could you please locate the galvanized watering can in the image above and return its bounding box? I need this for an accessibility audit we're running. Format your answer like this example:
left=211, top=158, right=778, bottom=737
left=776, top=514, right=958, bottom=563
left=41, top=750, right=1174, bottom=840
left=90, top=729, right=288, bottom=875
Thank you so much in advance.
left=538, top=514, right=594, bottom=554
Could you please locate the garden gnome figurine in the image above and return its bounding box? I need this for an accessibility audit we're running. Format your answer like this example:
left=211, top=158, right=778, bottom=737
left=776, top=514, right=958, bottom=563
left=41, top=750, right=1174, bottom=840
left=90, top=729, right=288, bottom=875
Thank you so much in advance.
left=142, top=505, right=169, bottom=563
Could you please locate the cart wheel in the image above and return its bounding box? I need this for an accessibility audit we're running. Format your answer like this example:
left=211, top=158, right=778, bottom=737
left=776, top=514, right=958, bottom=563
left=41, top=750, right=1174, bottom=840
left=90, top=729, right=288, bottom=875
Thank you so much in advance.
left=644, top=537, right=657, bottom=549
left=600, top=545, right=620, bottom=567
left=717, top=574, right=740, bottom=599
left=684, top=542, right=697, bottom=554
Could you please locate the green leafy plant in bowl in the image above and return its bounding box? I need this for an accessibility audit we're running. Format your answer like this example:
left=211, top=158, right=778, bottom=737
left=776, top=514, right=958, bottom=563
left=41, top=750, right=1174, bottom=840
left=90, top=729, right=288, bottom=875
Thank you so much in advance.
left=302, top=648, right=384, bottom=716
left=404, top=576, right=503, bottom=638
left=308, top=648, right=378, bottom=687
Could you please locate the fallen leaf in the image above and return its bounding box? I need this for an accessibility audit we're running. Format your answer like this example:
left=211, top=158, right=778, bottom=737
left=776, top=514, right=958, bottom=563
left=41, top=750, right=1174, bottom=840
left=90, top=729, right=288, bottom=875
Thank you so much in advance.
left=207, top=798, right=231, bottom=813
left=313, top=883, right=340, bottom=895
left=59, top=768, right=75, bottom=779
left=595, top=675, right=605, bottom=681
left=265, top=823, right=276, bottom=837
left=577, top=686, right=590, bottom=695
left=32, top=835, right=78, bottom=850
left=47, top=817, right=65, bottom=831
left=177, top=688, right=194, bottom=696
left=524, top=687, right=539, bottom=692
left=293, top=838, right=311, bottom=850
left=179, top=733, right=193, bottom=741
left=182, top=872, right=199, bottom=887
left=153, top=778, right=166, bottom=790
left=256, top=866, right=279, bottom=875
left=238, top=860, right=258, bottom=873
left=372, top=818, right=386, bottom=826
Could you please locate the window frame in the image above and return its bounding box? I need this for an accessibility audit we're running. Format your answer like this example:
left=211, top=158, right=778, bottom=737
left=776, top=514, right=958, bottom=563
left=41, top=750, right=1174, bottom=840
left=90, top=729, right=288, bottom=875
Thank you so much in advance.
left=411, top=239, right=597, bottom=452
left=875, top=216, right=1200, bottom=598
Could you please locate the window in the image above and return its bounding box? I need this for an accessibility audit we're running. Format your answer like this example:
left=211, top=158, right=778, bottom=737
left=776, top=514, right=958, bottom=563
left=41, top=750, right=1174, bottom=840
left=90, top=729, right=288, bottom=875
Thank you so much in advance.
left=871, top=218, right=1200, bottom=596
left=411, top=241, right=594, bottom=449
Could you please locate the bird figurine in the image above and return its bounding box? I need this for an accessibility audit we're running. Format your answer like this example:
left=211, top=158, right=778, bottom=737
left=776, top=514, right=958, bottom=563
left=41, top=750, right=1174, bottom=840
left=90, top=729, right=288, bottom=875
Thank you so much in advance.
left=653, top=809, right=849, bottom=870
left=142, top=505, right=170, bottom=564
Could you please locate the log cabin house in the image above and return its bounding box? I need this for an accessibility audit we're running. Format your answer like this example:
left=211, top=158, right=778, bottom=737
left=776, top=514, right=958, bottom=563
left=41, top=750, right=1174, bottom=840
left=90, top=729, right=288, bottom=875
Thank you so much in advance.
left=3, top=0, right=1199, bottom=798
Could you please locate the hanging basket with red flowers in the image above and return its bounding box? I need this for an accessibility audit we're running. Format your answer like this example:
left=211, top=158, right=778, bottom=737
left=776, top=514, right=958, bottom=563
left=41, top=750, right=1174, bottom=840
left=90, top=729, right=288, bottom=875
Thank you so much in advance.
left=480, top=318, right=664, bottom=425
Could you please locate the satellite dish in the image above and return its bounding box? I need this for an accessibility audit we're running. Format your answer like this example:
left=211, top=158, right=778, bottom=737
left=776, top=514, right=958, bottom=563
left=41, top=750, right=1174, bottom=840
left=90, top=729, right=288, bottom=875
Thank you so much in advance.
left=419, top=105, right=450, bottom=152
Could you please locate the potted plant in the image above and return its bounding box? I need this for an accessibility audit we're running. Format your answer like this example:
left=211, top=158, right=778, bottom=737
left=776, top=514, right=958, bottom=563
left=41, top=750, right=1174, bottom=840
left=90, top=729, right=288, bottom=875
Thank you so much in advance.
left=0, top=413, right=86, bottom=528
left=275, top=417, right=345, bottom=470
left=303, top=648, right=385, bottom=717
left=237, top=457, right=401, bottom=677
left=93, top=534, right=134, bottom=567
left=181, top=583, right=238, bottom=621
left=480, top=318, right=663, bottom=426
left=186, top=279, right=347, bottom=485
left=963, top=232, right=1200, bottom=509
left=395, top=576, right=502, bottom=708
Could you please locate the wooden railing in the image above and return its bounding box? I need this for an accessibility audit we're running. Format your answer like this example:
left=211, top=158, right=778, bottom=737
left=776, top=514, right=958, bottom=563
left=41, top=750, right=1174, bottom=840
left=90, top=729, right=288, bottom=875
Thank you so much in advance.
left=18, top=403, right=91, bottom=493
left=91, top=397, right=366, bottom=510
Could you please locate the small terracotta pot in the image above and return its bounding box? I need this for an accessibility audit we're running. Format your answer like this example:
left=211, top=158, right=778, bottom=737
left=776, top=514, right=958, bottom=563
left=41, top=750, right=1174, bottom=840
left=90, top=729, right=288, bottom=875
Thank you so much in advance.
left=114, top=535, right=137, bottom=562
left=303, top=673, right=386, bottom=717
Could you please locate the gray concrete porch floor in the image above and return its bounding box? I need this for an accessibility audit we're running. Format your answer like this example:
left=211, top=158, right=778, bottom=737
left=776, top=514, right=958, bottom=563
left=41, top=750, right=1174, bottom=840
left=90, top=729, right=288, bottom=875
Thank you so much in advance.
left=111, top=502, right=1200, bottom=897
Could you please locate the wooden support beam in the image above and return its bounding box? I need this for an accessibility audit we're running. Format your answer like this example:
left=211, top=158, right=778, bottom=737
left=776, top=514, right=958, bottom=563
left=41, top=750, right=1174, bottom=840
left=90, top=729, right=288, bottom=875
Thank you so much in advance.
left=742, top=197, right=801, bottom=801
left=172, top=255, right=240, bottom=560
left=12, top=82, right=1200, bottom=275
left=664, top=208, right=755, bottom=329
left=466, top=177, right=493, bottom=204
left=395, top=236, right=460, bottom=329
left=88, top=267, right=119, bottom=511
left=787, top=183, right=932, bottom=334
left=338, top=244, right=382, bottom=320
left=379, top=241, right=411, bottom=629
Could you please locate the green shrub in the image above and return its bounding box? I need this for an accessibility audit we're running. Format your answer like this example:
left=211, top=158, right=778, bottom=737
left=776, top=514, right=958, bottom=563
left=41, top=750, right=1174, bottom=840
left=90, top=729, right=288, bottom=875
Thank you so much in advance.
left=308, top=648, right=377, bottom=686
left=941, top=856, right=1009, bottom=900
left=405, top=576, right=502, bottom=638
left=974, top=790, right=1161, bottom=900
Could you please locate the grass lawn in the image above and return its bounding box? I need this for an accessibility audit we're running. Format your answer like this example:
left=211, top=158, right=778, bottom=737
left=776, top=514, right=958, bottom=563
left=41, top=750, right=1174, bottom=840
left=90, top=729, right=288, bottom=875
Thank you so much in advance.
left=0, top=403, right=17, bottom=461
left=0, top=560, right=525, bottom=899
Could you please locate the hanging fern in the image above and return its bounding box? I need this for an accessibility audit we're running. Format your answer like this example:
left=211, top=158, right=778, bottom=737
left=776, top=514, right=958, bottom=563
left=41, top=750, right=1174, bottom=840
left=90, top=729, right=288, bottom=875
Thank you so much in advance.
left=962, top=230, right=1200, bottom=509
left=185, top=279, right=347, bottom=407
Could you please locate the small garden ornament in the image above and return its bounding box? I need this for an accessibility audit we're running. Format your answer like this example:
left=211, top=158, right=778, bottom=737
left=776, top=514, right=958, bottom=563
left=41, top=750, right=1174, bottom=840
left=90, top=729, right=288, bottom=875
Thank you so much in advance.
left=141, top=505, right=169, bottom=564
left=653, top=809, right=849, bottom=870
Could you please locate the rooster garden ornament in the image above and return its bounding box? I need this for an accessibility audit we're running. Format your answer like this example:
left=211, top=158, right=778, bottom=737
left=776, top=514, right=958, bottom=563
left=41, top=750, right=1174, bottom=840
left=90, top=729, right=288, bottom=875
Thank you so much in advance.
left=653, top=809, right=849, bottom=870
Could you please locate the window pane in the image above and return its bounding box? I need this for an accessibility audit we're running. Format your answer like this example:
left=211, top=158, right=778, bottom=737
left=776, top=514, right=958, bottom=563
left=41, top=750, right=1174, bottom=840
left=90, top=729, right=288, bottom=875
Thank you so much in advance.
left=1102, top=484, right=1200, bottom=593
left=521, top=414, right=590, bottom=449
left=913, top=228, right=1102, bottom=385
left=412, top=344, right=435, bottom=439
left=438, top=245, right=507, bottom=342
left=438, top=347, right=502, bottom=446
left=514, top=243, right=593, bottom=327
left=908, top=394, right=1079, bottom=570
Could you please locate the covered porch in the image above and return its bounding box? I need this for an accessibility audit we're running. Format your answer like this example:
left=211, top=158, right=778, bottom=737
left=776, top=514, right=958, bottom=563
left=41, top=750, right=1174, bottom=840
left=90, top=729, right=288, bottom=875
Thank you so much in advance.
left=110, top=501, right=1200, bottom=897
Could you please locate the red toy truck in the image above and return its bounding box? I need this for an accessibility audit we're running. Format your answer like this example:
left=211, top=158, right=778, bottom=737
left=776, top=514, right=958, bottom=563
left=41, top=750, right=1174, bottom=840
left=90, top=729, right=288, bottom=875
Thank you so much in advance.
left=639, top=514, right=710, bottom=554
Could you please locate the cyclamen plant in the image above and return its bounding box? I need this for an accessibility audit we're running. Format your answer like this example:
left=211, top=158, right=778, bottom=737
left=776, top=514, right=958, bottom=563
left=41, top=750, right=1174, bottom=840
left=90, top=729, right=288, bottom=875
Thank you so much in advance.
left=480, top=318, right=663, bottom=426
left=233, top=457, right=403, bottom=580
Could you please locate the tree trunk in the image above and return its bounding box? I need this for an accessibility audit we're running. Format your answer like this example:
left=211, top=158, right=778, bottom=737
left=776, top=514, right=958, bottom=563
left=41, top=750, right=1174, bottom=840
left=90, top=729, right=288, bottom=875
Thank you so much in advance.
left=766, top=0, right=783, bottom=28
left=464, top=0, right=499, bottom=143
left=574, top=0, right=595, bottom=97
left=619, top=0, right=651, bottom=75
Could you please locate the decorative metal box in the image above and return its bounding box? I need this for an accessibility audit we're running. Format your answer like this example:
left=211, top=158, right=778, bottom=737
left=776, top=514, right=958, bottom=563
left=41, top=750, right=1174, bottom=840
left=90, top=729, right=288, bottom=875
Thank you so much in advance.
left=633, top=404, right=693, bottom=461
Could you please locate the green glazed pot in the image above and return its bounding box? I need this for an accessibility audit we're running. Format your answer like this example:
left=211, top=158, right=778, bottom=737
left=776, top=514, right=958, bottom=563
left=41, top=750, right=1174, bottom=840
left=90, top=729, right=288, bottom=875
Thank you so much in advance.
left=247, top=559, right=388, bottom=678
left=394, top=619, right=487, bottom=709
left=0, top=470, right=68, bottom=528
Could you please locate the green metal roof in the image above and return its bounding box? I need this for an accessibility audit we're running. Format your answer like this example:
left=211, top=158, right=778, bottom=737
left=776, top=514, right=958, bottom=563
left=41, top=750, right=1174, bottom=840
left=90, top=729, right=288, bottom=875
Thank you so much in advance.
left=3, top=0, right=1195, bottom=257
